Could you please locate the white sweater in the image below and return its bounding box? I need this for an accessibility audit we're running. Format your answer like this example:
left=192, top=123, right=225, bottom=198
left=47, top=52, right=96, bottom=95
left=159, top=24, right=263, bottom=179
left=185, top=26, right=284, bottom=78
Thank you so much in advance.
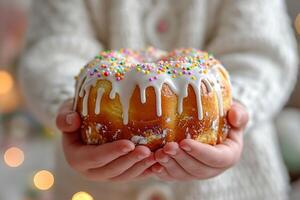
left=19, top=0, right=298, bottom=199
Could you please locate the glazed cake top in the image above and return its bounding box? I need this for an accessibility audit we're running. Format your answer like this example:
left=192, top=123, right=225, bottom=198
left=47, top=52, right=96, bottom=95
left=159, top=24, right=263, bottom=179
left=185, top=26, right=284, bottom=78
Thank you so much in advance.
left=77, top=47, right=221, bottom=82
left=74, top=47, right=230, bottom=125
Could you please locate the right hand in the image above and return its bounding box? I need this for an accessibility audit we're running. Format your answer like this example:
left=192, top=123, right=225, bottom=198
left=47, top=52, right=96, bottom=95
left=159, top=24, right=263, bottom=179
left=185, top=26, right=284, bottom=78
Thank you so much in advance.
left=56, top=100, right=156, bottom=182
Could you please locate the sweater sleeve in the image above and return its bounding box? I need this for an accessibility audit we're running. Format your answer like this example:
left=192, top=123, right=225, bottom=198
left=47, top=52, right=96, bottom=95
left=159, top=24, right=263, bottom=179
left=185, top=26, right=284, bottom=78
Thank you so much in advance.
left=18, top=0, right=102, bottom=130
left=206, top=0, right=299, bottom=130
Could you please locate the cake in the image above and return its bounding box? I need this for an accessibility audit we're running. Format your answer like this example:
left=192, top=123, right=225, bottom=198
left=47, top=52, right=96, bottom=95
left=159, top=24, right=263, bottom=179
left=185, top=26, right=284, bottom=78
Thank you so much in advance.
left=73, top=47, right=232, bottom=151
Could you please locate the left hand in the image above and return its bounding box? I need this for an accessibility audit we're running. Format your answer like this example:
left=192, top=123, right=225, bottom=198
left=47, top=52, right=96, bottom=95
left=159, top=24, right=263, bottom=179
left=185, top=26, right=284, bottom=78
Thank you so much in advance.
left=56, top=100, right=156, bottom=182
left=151, top=101, right=249, bottom=181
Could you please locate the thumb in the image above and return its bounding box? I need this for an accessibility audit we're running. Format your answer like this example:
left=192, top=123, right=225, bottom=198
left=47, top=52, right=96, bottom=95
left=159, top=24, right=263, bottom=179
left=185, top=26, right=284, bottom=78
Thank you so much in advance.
left=228, top=102, right=249, bottom=129
left=56, top=111, right=81, bottom=133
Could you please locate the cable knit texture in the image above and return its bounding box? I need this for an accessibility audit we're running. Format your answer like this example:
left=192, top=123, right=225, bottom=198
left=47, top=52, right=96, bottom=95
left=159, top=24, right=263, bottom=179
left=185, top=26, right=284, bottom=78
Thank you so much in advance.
left=19, top=0, right=298, bottom=199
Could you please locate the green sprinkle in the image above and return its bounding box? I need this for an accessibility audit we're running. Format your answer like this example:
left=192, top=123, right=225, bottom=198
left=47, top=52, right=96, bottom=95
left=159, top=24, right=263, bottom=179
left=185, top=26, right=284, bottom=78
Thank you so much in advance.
left=95, top=55, right=103, bottom=60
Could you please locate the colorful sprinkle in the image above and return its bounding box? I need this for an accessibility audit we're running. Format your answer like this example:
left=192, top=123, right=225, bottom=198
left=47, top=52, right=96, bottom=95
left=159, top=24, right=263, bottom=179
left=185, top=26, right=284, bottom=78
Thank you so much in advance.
left=83, top=47, right=220, bottom=82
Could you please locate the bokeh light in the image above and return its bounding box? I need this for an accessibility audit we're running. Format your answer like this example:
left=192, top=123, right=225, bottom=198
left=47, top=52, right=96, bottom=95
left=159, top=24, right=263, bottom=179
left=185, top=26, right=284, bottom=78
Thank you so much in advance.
left=4, top=147, right=24, bottom=167
left=33, top=170, right=54, bottom=191
left=0, top=70, right=14, bottom=95
left=72, top=192, right=94, bottom=200
left=296, top=13, right=300, bottom=35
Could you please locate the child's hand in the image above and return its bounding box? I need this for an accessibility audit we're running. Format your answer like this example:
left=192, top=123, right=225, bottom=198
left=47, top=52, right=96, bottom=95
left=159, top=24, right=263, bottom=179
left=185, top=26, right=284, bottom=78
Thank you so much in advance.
left=151, top=101, right=249, bottom=181
left=56, top=100, right=156, bottom=182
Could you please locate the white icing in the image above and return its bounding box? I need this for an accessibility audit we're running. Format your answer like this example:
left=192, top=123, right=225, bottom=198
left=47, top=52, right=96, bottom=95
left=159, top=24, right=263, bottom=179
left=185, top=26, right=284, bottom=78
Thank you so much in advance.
left=191, top=80, right=203, bottom=120
left=80, top=79, right=97, bottom=116
left=131, top=135, right=148, bottom=145
left=166, top=117, right=171, bottom=123
left=212, top=66, right=224, bottom=116
left=95, top=123, right=102, bottom=132
left=154, top=86, right=162, bottom=117
left=202, top=79, right=212, bottom=93
left=211, top=119, right=218, bottom=131
left=73, top=75, right=86, bottom=111
left=140, top=85, right=147, bottom=103
left=82, top=85, right=91, bottom=116
left=175, top=79, right=188, bottom=114
left=222, top=122, right=230, bottom=135
left=73, top=49, right=228, bottom=125
left=95, top=88, right=105, bottom=114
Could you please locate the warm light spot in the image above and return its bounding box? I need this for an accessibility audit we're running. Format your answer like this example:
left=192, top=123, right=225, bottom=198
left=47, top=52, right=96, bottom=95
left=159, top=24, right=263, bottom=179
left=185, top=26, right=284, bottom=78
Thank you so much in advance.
left=72, top=192, right=94, bottom=200
left=4, top=147, right=24, bottom=167
left=33, top=170, right=54, bottom=191
left=0, top=70, right=14, bottom=95
left=296, top=14, right=300, bottom=35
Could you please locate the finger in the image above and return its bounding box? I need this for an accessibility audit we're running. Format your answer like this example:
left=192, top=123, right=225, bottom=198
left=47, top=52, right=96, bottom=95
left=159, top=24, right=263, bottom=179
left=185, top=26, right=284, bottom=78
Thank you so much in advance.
left=63, top=139, right=135, bottom=171
left=56, top=111, right=81, bottom=133
left=226, top=128, right=244, bottom=145
left=179, top=139, right=239, bottom=168
left=62, top=130, right=82, bottom=150
left=133, top=169, right=154, bottom=181
left=163, top=143, right=222, bottom=179
left=110, top=153, right=156, bottom=181
left=222, top=129, right=244, bottom=162
left=151, top=164, right=175, bottom=182
left=228, top=102, right=249, bottom=129
left=155, top=148, right=194, bottom=181
left=86, top=146, right=151, bottom=180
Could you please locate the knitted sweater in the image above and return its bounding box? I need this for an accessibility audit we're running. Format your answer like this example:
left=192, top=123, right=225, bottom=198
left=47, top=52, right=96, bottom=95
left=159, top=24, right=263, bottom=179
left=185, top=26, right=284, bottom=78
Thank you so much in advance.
left=19, top=0, right=298, bottom=199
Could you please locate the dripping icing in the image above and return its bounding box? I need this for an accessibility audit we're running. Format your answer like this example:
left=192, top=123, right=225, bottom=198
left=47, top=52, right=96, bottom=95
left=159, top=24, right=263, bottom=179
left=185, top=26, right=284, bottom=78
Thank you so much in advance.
left=95, top=88, right=105, bottom=114
left=73, top=48, right=228, bottom=124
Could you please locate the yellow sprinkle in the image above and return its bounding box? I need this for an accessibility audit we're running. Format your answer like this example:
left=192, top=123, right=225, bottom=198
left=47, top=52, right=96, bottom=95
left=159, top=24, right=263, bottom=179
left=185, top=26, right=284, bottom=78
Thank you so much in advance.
left=172, top=75, right=176, bottom=78
left=204, top=53, right=208, bottom=60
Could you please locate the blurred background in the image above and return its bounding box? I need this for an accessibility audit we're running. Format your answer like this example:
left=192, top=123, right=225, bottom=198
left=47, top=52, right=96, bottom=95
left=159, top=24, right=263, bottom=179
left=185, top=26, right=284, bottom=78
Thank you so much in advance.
left=0, top=0, right=299, bottom=200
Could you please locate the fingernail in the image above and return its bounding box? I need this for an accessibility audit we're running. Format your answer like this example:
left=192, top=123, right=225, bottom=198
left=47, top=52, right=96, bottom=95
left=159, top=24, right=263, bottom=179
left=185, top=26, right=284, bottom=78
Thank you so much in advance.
left=122, top=145, right=134, bottom=153
left=138, top=154, right=148, bottom=160
left=159, top=156, right=169, bottom=163
left=181, top=144, right=191, bottom=152
left=235, top=112, right=242, bottom=127
left=165, top=150, right=177, bottom=156
left=66, top=113, right=75, bottom=125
